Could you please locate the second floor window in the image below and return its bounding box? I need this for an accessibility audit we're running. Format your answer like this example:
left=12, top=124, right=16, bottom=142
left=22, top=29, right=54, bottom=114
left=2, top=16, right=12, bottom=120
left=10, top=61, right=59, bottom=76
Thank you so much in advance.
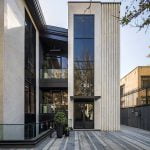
left=43, top=56, right=68, bottom=69
left=141, top=76, right=150, bottom=88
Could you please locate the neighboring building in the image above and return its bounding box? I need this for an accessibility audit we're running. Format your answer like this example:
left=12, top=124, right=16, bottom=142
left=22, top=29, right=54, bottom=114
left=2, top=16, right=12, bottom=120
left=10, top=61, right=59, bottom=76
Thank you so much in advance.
left=120, top=66, right=150, bottom=108
left=0, top=0, right=120, bottom=141
left=120, top=66, right=150, bottom=131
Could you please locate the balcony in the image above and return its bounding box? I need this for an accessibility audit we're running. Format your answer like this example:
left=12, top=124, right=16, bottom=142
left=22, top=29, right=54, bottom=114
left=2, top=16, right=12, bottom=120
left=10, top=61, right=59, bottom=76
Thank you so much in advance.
left=40, top=69, right=68, bottom=79
left=40, top=69, right=68, bottom=88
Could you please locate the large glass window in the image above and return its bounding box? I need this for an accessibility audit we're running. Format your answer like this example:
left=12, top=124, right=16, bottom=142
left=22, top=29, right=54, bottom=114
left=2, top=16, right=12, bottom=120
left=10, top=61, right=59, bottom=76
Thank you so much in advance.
left=74, top=39, right=94, bottom=61
left=74, top=15, right=94, bottom=38
left=25, top=11, right=36, bottom=126
left=25, top=11, right=36, bottom=139
left=41, top=55, right=68, bottom=79
left=40, top=90, right=68, bottom=114
left=74, top=15, right=94, bottom=96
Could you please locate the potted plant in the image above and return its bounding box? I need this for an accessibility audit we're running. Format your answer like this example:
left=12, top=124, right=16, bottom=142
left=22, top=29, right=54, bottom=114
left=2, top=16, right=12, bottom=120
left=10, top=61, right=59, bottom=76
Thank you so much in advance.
left=54, top=112, right=67, bottom=138
left=64, top=127, right=70, bottom=137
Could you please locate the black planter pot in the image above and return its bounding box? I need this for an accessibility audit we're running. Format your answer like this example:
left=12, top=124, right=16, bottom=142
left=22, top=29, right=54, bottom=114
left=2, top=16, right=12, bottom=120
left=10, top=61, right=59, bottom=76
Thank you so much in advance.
left=56, top=124, right=63, bottom=138
left=65, top=130, right=69, bottom=137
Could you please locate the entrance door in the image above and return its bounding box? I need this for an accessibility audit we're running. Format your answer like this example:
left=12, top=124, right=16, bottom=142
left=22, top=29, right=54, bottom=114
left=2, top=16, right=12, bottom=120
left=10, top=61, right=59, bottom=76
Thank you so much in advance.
left=74, top=100, right=94, bottom=129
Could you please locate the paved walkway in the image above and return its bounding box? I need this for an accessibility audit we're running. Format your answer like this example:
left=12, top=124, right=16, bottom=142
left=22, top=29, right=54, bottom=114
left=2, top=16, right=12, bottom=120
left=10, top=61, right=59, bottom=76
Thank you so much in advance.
left=1, top=125, right=150, bottom=150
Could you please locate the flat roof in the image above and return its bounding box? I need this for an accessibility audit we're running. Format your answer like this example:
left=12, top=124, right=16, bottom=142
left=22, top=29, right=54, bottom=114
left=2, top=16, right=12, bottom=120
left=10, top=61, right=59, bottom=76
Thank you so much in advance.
left=68, top=1, right=121, bottom=4
left=121, top=66, right=150, bottom=80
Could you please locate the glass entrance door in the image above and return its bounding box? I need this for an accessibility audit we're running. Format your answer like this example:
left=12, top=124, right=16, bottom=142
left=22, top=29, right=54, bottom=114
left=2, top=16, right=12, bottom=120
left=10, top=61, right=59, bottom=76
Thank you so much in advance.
left=74, top=101, right=94, bottom=129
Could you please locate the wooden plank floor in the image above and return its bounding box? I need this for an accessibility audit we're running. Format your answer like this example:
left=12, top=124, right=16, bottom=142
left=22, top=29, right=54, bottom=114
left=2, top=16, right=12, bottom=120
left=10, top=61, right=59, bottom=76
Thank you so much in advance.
left=1, top=125, right=150, bottom=150
left=37, top=125, right=150, bottom=150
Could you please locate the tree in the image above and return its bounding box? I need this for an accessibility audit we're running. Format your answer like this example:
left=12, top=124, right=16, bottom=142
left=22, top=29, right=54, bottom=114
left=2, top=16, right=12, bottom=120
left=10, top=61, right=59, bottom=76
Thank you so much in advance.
left=121, top=0, right=150, bottom=31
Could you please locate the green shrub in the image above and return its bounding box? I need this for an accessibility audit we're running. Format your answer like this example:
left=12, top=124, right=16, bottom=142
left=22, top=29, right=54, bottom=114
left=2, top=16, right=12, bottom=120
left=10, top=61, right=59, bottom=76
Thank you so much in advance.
left=54, top=112, right=67, bottom=125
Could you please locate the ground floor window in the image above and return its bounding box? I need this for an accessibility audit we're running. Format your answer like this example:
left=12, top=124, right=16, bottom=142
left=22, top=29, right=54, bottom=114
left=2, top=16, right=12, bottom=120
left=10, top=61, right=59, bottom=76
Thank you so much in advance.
left=40, top=89, right=68, bottom=114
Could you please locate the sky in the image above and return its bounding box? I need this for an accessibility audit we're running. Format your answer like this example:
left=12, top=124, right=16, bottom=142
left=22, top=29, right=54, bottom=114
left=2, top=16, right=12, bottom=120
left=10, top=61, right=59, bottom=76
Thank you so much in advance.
left=39, top=0, right=150, bottom=78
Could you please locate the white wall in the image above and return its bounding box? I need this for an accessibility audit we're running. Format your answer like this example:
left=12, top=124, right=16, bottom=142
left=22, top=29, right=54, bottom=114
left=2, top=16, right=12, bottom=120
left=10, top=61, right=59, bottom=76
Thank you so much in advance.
left=68, top=2, right=120, bottom=131
left=0, top=0, right=4, bottom=140
left=2, top=0, right=39, bottom=139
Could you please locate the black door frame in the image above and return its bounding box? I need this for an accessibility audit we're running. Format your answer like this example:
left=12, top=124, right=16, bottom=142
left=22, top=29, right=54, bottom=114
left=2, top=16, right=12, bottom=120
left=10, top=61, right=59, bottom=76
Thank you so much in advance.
left=74, top=99, right=94, bottom=129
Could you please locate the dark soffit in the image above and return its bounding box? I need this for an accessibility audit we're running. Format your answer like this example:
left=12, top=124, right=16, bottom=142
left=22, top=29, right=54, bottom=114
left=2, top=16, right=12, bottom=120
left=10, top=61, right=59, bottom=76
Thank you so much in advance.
left=25, top=0, right=68, bottom=41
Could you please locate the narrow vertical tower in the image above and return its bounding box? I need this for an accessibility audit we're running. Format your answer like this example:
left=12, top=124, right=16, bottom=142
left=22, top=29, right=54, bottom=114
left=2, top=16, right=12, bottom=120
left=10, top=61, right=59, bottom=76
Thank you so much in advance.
left=68, top=1, right=120, bottom=131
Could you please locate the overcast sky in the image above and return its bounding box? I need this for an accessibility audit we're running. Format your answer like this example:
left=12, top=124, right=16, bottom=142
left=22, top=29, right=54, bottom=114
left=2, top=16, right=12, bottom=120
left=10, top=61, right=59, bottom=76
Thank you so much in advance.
left=39, top=0, right=150, bottom=78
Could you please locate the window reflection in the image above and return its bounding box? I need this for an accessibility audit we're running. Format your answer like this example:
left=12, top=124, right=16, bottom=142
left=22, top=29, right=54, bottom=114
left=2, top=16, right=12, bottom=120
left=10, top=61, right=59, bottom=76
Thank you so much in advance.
left=74, top=69, right=94, bottom=96
left=25, top=10, right=36, bottom=120
left=74, top=15, right=94, bottom=96
left=40, top=90, right=68, bottom=114
left=25, top=11, right=36, bottom=138
left=41, top=56, right=68, bottom=79
left=74, top=15, right=94, bottom=38
left=74, top=39, right=94, bottom=61
left=141, top=76, right=150, bottom=88
left=74, top=102, right=94, bottom=129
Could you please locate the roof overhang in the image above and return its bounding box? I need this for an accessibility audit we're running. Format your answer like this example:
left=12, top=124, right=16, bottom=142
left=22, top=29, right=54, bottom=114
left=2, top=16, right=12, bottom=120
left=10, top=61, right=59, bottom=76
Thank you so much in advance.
left=25, top=0, right=46, bottom=30
left=70, top=96, right=101, bottom=101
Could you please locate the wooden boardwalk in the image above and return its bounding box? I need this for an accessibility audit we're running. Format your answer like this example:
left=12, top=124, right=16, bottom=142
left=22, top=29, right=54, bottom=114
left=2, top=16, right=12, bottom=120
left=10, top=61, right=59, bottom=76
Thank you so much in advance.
left=37, top=125, right=150, bottom=150
left=1, top=125, right=150, bottom=150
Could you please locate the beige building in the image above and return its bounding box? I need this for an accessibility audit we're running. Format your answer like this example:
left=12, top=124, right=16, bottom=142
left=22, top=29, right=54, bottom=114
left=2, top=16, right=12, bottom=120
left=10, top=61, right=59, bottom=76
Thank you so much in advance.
left=68, top=1, right=120, bottom=131
left=120, top=66, right=150, bottom=108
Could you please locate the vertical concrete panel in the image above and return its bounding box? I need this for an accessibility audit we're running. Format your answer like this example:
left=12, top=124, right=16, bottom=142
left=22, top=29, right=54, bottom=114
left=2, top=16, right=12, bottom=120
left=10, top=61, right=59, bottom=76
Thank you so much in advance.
left=94, top=3, right=101, bottom=129
left=2, top=0, right=40, bottom=139
left=68, top=4, right=74, bottom=128
left=36, top=31, right=39, bottom=135
left=0, top=0, right=4, bottom=139
left=3, top=0, right=25, bottom=139
left=0, top=0, right=4, bottom=123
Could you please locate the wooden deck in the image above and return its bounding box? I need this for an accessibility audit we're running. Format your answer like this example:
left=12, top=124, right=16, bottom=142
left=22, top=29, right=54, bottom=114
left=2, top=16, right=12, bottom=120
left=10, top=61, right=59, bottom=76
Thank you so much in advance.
left=36, top=125, right=150, bottom=150
left=1, top=125, right=150, bottom=150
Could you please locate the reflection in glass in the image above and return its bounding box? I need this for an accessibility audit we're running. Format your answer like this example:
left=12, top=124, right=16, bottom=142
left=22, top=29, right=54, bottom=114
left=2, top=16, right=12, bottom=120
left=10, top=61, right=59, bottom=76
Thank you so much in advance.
left=43, top=56, right=61, bottom=69
left=25, top=10, right=36, bottom=137
left=74, top=15, right=94, bottom=96
left=41, top=56, right=68, bottom=79
left=74, top=39, right=94, bottom=61
left=141, top=76, right=150, bottom=88
left=74, top=15, right=94, bottom=38
left=40, top=90, right=68, bottom=114
left=74, top=102, right=94, bottom=129
left=74, top=69, right=94, bottom=96
left=40, top=69, right=68, bottom=79
left=62, top=57, right=68, bottom=69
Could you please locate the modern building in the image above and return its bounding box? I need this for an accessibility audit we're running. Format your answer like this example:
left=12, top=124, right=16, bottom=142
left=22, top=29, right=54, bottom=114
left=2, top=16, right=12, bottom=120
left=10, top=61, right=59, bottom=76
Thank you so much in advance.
left=0, top=0, right=120, bottom=141
left=120, top=66, right=150, bottom=131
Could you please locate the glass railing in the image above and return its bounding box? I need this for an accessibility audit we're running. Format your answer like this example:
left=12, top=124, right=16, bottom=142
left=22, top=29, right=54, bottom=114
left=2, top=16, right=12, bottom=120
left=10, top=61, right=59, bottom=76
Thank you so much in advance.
left=0, top=120, right=54, bottom=141
left=40, top=69, right=68, bottom=79
left=40, top=104, right=68, bottom=114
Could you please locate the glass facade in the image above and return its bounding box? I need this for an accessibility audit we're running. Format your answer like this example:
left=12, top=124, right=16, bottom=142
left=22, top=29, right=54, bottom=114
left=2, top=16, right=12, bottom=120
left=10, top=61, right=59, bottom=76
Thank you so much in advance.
left=74, top=15, right=94, bottom=96
left=40, top=90, right=68, bottom=114
left=25, top=11, right=36, bottom=138
left=41, top=55, right=68, bottom=79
